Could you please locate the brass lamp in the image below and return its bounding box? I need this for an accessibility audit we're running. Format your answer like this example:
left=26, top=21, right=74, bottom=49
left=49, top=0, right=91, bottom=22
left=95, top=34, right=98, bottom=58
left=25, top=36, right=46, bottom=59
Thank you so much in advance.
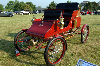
left=60, top=18, right=64, bottom=29
left=31, top=15, right=36, bottom=23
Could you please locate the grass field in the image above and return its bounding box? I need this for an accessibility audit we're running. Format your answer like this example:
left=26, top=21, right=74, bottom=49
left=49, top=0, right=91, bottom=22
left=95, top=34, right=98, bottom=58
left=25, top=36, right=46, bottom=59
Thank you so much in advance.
left=0, top=14, right=100, bottom=66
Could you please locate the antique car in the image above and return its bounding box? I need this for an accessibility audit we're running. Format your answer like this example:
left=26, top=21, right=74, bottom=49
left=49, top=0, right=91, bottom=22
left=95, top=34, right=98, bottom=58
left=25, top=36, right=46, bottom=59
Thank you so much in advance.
left=14, top=3, right=89, bottom=66
left=14, top=11, right=20, bottom=14
left=0, top=11, right=14, bottom=17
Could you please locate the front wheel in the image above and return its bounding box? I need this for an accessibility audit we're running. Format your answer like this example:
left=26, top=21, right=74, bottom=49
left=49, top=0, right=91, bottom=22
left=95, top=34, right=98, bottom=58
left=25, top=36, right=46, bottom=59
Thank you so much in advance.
left=22, top=13, right=23, bottom=15
left=81, top=24, right=89, bottom=43
left=14, top=30, right=32, bottom=52
left=29, top=13, right=30, bottom=15
left=44, top=36, right=66, bottom=66
left=9, top=14, right=12, bottom=17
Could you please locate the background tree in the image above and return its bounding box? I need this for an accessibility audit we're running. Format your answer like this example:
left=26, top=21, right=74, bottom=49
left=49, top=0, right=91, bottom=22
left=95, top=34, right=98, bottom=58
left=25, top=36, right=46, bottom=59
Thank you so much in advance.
left=14, top=2, right=22, bottom=11
left=79, top=4, right=82, bottom=11
left=67, top=0, right=71, bottom=3
left=6, top=0, right=36, bottom=12
left=5, top=1, right=15, bottom=11
left=0, top=4, right=4, bottom=11
left=92, top=2, right=98, bottom=11
left=97, top=6, right=100, bottom=10
left=13, top=1, right=25, bottom=11
left=26, top=2, right=36, bottom=11
left=22, top=4, right=32, bottom=11
left=83, top=2, right=98, bottom=11
left=47, top=1, right=57, bottom=9
left=14, top=1, right=33, bottom=11
left=38, top=6, right=41, bottom=8
left=20, top=1, right=26, bottom=10
left=14, top=0, right=19, bottom=5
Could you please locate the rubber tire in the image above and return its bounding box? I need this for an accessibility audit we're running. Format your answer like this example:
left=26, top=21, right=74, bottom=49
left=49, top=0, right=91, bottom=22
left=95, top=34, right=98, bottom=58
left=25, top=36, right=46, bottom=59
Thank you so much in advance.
left=29, top=13, right=30, bottom=15
left=22, top=13, right=23, bottom=15
left=9, top=14, right=12, bottom=17
left=44, top=36, right=66, bottom=66
left=14, top=30, right=29, bottom=52
left=81, top=25, right=89, bottom=43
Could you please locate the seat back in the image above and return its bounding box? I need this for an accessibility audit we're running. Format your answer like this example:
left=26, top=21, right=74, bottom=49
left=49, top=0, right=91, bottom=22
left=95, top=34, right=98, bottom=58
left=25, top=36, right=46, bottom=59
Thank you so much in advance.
left=56, top=3, right=79, bottom=17
left=43, top=10, right=62, bottom=20
left=56, top=3, right=79, bottom=27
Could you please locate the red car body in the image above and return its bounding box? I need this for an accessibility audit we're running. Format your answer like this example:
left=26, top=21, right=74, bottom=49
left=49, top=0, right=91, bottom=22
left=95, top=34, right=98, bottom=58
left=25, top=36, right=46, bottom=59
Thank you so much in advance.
left=26, top=8, right=81, bottom=39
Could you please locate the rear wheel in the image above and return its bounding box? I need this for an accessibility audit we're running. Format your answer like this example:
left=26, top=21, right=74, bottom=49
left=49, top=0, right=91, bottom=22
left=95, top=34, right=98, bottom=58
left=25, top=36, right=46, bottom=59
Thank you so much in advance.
left=22, top=13, right=23, bottom=15
left=14, top=30, right=32, bottom=52
left=44, top=36, right=66, bottom=66
left=29, top=13, right=30, bottom=15
left=9, top=14, right=12, bottom=17
left=81, top=24, right=89, bottom=43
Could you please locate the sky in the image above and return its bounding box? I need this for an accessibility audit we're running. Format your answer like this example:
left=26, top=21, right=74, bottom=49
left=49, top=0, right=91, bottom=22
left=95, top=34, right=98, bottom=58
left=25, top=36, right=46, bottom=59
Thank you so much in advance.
left=0, top=0, right=99, bottom=8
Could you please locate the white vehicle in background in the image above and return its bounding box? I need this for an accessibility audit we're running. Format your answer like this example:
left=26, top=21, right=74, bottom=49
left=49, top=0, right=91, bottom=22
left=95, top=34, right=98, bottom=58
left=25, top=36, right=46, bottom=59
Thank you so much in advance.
left=97, top=10, right=100, bottom=15
left=19, top=9, right=30, bottom=15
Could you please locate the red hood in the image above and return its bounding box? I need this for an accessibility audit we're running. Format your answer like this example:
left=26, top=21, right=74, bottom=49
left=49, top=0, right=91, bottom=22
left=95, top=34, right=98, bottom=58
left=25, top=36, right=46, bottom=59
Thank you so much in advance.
left=26, top=21, right=53, bottom=37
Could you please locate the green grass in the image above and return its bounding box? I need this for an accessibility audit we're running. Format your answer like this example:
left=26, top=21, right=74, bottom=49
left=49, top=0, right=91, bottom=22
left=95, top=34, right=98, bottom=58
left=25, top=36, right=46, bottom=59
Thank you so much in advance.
left=0, top=14, right=100, bottom=66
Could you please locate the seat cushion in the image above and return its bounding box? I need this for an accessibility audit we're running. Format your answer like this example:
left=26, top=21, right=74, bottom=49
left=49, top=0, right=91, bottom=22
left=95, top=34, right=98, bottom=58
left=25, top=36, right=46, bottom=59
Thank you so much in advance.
left=56, top=3, right=79, bottom=10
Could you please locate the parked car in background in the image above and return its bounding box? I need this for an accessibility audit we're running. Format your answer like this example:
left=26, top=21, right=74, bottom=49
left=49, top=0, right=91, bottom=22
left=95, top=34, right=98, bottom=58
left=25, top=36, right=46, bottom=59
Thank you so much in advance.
left=80, top=11, right=86, bottom=15
left=80, top=10, right=93, bottom=15
left=19, top=10, right=30, bottom=15
left=0, top=11, right=14, bottom=17
left=24, top=9, right=34, bottom=14
left=97, top=10, right=100, bottom=15
left=19, top=9, right=31, bottom=15
left=14, top=11, right=20, bottom=14
left=86, top=10, right=93, bottom=15
left=33, top=10, right=39, bottom=14
left=93, top=11, right=97, bottom=15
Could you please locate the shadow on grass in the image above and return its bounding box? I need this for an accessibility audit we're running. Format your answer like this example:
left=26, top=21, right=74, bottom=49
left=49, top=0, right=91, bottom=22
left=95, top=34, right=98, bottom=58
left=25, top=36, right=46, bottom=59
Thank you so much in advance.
left=66, top=37, right=82, bottom=45
left=0, top=38, right=47, bottom=66
left=2, top=33, right=83, bottom=66
left=14, top=58, right=47, bottom=66
left=0, top=16, right=13, bottom=17
left=6, top=33, right=17, bottom=38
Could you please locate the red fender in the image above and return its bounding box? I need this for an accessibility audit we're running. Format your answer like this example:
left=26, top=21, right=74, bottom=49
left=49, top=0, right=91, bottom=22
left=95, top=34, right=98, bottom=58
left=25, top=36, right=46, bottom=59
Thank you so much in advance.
left=22, top=29, right=28, bottom=32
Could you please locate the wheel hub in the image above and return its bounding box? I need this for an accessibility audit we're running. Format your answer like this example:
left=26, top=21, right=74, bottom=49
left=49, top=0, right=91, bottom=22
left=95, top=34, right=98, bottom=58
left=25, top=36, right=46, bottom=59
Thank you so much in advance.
left=29, top=39, right=38, bottom=47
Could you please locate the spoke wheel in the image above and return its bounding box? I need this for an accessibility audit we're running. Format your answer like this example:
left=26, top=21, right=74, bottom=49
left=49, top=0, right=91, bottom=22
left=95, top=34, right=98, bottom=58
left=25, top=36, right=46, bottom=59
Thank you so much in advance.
left=81, top=24, right=89, bottom=43
left=14, top=30, right=32, bottom=52
left=44, top=36, right=66, bottom=66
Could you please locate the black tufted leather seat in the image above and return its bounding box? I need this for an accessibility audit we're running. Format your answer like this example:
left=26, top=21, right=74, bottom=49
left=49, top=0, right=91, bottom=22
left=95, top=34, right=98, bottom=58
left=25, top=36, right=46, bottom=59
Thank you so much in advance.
left=56, top=3, right=79, bottom=17
left=44, top=10, right=62, bottom=20
left=43, top=3, right=79, bottom=20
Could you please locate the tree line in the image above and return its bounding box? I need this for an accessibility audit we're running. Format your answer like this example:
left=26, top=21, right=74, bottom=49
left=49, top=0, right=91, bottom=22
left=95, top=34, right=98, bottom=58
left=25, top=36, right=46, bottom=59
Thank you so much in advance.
left=82, top=2, right=100, bottom=12
left=0, top=0, right=100, bottom=12
left=47, top=1, right=100, bottom=12
left=0, top=0, right=36, bottom=12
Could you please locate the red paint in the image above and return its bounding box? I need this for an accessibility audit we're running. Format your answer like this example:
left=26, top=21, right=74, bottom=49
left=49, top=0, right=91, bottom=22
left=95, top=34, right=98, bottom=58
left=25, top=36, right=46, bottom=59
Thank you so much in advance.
left=16, top=53, right=20, bottom=56
left=16, top=3, right=89, bottom=66
left=25, top=7, right=81, bottom=39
